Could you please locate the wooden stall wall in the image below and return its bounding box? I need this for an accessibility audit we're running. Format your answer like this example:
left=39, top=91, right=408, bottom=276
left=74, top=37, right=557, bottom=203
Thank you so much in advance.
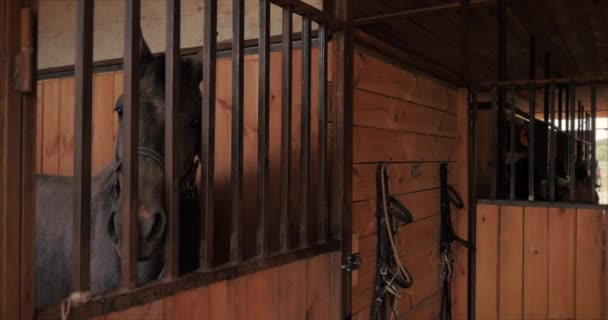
left=88, top=252, right=342, bottom=320
left=476, top=203, right=607, bottom=319
left=350, top=47, right=469, bottom=319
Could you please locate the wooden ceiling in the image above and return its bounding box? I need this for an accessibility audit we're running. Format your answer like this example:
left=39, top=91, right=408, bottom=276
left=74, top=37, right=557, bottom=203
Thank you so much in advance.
left=354, top=0, right=608, bottom=84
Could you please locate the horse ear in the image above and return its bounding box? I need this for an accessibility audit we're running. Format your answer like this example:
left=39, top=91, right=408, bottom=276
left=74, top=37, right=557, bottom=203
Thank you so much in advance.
left=139, top=30, right=153, bottom=65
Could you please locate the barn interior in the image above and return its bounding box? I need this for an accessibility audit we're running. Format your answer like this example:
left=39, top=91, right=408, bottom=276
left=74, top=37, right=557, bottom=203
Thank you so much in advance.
left=2, top=0, right=608, bottom=319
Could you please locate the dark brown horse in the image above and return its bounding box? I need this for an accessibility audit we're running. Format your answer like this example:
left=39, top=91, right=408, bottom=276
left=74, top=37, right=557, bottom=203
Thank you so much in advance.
left=35, top=38, right=202, bottom=307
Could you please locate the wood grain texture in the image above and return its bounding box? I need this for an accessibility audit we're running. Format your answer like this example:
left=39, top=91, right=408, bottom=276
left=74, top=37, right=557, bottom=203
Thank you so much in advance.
left=306, top=253, right=331, bottom=319
left=548, top=207, right=576, bottom=319
left=575, top=208, right=603, bottom=319
left=475, top=204, right=499, bottom=320
left=523, top=206, right=549, bottom=320
left=42, top=79, right=60, bottom=174
left=279, top=259, right=307, bottom=319
left=58, top=78, right=75, bottom=176
left=163, top=286, right=209, bottom=320
left=245, top=267, right=280, bottom=320
left=105, top=299, right=164, bottom=320
left=498, top=205, right=523, bottom=320
left=92, top=73, right=115, bottom=174
left=36, top=83, right=43, bottom=173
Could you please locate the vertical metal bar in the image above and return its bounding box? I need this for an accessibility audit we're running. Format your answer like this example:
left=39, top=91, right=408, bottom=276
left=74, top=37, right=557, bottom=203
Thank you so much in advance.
left=318, top=23, right=328, bottom=244
left=460, top=0, right=471, bottom=84
left=496, top=0, right=507, bottom=199
left=257, top=0, right=270, bottom=257
left=577, top=101, right=582, bottom=162
left=72, top=0, right=94, bottom=294
left=569, top=85, right=576, bottom=201
left=491, top=88, right=498, bottom=199
left=468, top=88, right=479, bottom=320
left=279, top=6, right=292, bottom=252
left=164, top=0, right=180, bottom=279
left=528, top=83, right=536, bottom=201
left=230, top=0, right=244, bottom=263
left=300, top=15, right=312, bottom=248
left=121, top=0, right=141, bottom=289
left=529, top=36, right=536, bottom=80
left=591, top=83, right=597, bottom=200
left=200, top=0, right=217, bottom=270
left=543, top=53, right=550, bottom=122
left=558, top=86, right=563, bottom=130
left=565, top=87, right=570, bottom=133
left=509, top=89, right=516, bottom=200
left=549, top=83, right=556, bottom=201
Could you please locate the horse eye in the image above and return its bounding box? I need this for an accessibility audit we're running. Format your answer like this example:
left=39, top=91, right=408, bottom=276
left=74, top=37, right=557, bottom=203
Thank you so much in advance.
left=114, top=105, right=123, bottom=117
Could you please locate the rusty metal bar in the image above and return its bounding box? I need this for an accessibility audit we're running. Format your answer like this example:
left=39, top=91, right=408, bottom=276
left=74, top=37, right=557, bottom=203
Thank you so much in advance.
left=279, top=6, right=293, bottom=252
left=591, top=84, right=597, bottom=198
left=568, top=85, right=576, bottom=201
left=230, top=0, right=245, bottom=263
left=72, top=0, right=94, bottom=293
left=300, top=15, right=312, bottom=247
left=121, top=0, right=141, bottom=289
left=491, top=88, right=498, bottom=199
left=509, top=89, right=516, bottom=200
left=257, top=0, right=271, bottom=257
left=528, top=83, right=535, bottom=200
left=548, top=83, right=556, bottom=201
left=318, top=23, right=328, bottom=243
left=200, top=0, right=217, bottom=270
left=164, top=0, right=181, bottom=279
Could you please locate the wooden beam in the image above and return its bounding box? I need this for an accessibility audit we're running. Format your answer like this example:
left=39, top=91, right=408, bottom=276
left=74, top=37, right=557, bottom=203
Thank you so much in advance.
left=354, top=0, right=495, bottom=26
left=270, top=0, right=339, bottom=28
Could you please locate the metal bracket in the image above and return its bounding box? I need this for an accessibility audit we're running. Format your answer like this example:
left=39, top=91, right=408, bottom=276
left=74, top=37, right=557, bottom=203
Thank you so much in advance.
left=410, top=163, right=422, bottom=178
left=342, top=253, right=361, bottom=272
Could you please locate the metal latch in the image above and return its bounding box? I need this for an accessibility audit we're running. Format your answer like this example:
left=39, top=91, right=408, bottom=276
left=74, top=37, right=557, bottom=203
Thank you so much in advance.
left=342, top=253, right=361, bottom=272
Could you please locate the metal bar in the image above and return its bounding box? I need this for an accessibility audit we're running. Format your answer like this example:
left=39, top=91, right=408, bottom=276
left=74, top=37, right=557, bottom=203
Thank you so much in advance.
left=509, top=89, right=516, bottom=200
left=230, top=0, right=244, bottom=263
left=569, top=85, right=576, bottom=201
left=548, top=83, right=556, bottom=201
left=529, top=36, right=536, bottom=80
left=257, top=0, right=271, bottom=257
left=543, top=53, right=550, bottom=122
left=318, top=23, right=328, bottom=244
left=354, top=0, right=496, bottom=26
left=497, top=0, right=507, bottom=199
left=279, top=6, right=292, bottom=252
left=200, top=0, right=217, bottom=270
left=591, top=84, right=597, bottom=200
left=460, top=0, right=471, bottom=84
left=164, top=0, right=180, bottom=279
left=300, top=15, right=312, bottom=248
left=121, top=0, right=141, bottom=289
left=72, top=0, right=94, bottom=293
left=528, top=84, right=536, bottom=200
left=558, top=86, right=563, bottom=130
left=578, top=102, right=582, bottom=162
left=467, top=88, right=479, bottom=319
left=491, top=88, right=498, bottom=199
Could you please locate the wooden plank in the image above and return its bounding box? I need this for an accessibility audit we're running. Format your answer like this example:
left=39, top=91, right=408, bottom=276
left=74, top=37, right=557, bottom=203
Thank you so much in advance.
left=401, top=292, right=441, bottom=320
left=208, top=281, right=229, bottom=320
left=92, top=73, right=115, bottom=174
left=523, top=206, right=549, bottom=319
left=328, top=251, right=342, bottom=320
left=353, top=126, right=457, bottom=163
left=163, top=286, right=209, bottom=320
left=475, top=204, right=498, bottom=320
left=105, top=299, right=164, bottom=320
left=306, top=254, right=331, bottom=319
left=354, top=89, right=457, bottom=137
left=575, top=208, right=603, bottom=319
left=41, top=79, right=60, bottom=175
left=353, top=162, right=457, bottom=201
left=548, top=207, right=575, bottom=319
left=353, top=188, right=443, bottom=237
left=36, top=83, right=43, bottom=173
left=227, top=274, right=248, bottom=319
left=245, top=268, right=279, bottom=320
left=498, top=205, right=523, bottom=319
left=279, top=259, right=307, bottom=319
left=59, top=78, right=75, bottom=176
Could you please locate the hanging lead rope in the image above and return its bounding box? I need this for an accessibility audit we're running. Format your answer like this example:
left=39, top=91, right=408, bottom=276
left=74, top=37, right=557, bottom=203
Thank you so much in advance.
left=439, top=163, right=474, bottom=320
left=371, top=163, right=415, bottom=320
